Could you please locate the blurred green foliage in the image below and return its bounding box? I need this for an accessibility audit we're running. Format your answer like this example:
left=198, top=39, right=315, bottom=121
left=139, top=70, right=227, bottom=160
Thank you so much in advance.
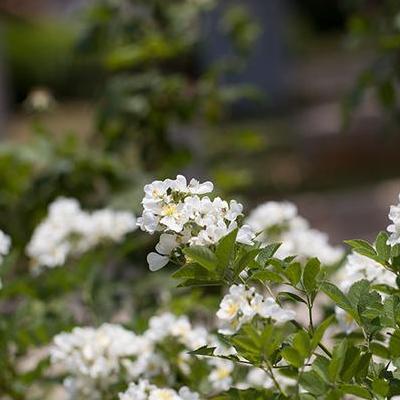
left=344, top=0, right=400, bottom=126
left=77, top=0, right=260, bottom=171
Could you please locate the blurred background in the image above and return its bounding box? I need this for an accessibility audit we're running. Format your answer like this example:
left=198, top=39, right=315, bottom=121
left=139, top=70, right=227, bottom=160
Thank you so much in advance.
left=1, top=0, right=400, bottom=244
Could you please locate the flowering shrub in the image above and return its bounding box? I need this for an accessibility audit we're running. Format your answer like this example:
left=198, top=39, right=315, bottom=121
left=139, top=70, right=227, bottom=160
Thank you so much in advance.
left=4, top=176, right=400, bottom=399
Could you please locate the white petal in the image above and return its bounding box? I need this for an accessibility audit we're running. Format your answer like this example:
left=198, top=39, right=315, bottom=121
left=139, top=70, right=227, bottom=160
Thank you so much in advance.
left=147, top=252, right=169, bottom=271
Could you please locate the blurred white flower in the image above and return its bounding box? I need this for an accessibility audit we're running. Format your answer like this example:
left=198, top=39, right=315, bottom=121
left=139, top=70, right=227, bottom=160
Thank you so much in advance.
left=26, top=197, right=136, bottom=269
left=119, top=380, right=199, bottom=400
left=217, top=284, right=295, bottom=335
left=338, top=252, right=395, bottom=293
left=246, top=201, right=343, bottom=265
left=0, top=229, right=11, bottom=265
left=208, top=358, right=234, bottom=392
left=51, top=324, right=139, bottom=381
left=387, top=194, right=400, bottom=246
left=0, top=229, right=11, bottom=289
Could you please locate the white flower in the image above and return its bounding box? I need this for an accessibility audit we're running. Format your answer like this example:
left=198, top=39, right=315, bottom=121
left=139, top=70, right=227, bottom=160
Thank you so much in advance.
left=246, top=201, right=343, bottom=265
left=387, top=194, right=400, bottom=246
left=237, top=224, right=256, bottom=245
left=26, top=198, right=136, bottom=269
left=139, top=176, right=254, bottom=271
left=208, top=358, right=234, bottom=392
left=50, top=324, right=139, bottom=381
left=0, top=230, right=11, bottom=289
left=217, top=285, right=295, bottom=335
left=245, top=368, right=275, bottom=389
left=338, top=252, right=395, bottom=293
left=178, top=387, right=200, bottom=400
left=119, top=380, right=200, bottom=400
left=0, top=230, right=11, bottom=262
left=246, top=201, right=297, bottom=233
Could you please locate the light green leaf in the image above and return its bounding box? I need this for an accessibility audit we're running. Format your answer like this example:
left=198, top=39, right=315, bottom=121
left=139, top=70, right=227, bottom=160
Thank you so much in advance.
left=183, top=246, right=218, bottom=272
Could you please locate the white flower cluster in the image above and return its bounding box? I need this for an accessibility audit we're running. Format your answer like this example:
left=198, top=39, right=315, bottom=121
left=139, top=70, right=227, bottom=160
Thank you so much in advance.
left=119, top=380, right=199, bottom=400
left=138, top=175, right=255, bottom=271
left=216, top=284, right=296, bottom=335
left=335, top=251, right=396, bottom=334
left=0, top=229, right=11, bottom=265
left=246, top=201, right=343, bottom=265
left=27, top=197, right=137, bottom=269
left=122, top=312, right=210, bottom=380
left=51, top=313, right=232, bottom=398
left=387, top=194, right=400, bottom=246
left=338, top=252, right=395, bottom=293
left=50, top=323, right=139, bottom=380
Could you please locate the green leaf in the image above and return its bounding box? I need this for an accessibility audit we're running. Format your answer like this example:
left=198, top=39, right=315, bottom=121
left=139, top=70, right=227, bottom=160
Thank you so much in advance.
left=216, top=229, right=238, bottom=269
left=355, top=352, right=371, bottom=380
left=285, top=262, right=302, bottom=286
left=189, top=345, right=216, bottom=356
left=183, top=246, right=218, bottom=272
left=252, top=269, right=284, bottom=284
left=257, top=243, right=281, bottom=265
left=281, top=347, right=304, bottom=368
left=311, top=315, right=334, bottom=351
left=172, top=263, right=210, bottom=280
left=344, top=239, right=376, bottom=253
left=321, top=282, right=358, bottom=321
left=233, top=249, right=260, bottom=278
left=375, top=231, right=390, bottom=261
left=299, top=370, right=328, bottom=396
left=328, top=339, right=348, bottom=382
left=277, top=291, right=307, bottom=304
left=293, top=330, right=311, bottom=358
left=302, top=258, right=321, bottom=293
left=353, top=247, right=386, bottom=266
left=372, top=378, right=389, bottom=397
left=341, top=346, right=361, bottom=382
left=390, top=329, right=400, bottom=357
left=370, top=342, right=390, bottom=359
left=339, top=384, right=372, bottom=399
left=392, top=244, right=400, bottom=258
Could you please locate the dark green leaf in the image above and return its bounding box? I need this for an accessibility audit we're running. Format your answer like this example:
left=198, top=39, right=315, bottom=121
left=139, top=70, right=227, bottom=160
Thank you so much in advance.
left=303, top=258, right=320, bottom=293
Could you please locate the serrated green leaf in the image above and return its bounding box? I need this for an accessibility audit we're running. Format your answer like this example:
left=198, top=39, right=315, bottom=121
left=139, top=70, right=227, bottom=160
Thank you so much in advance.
left=183, top=246, right=218, bottom=272
left=293, top=330, right=311, bottom=358
left=299, top=370, right=328, bottom=396
left=252, top=269, right=284, bottom=284
left=370, top=342, right=390, bottom=359
left=339, top=384, right=371, bottom=399
left=277, top=291, right=307, bottom=304
left=281, top=347, right=304, bottom=368
left=216, top=228, right=237, bottom=269
left=303, top=258, right=320, bottom=293
left=345, top=239, right=376, bottom=253
left=311, top=315, right=334, bottom=351
left=375, top=231, right=390, bottom=261
left=328, top=339, right=348, bottom=382
left=285, top=262, right=302, bottom=285
left=321, top=282, right=358, bottom=321
left=189, top=345, right=216, bottom=356
left=257, top=243, right=281, bottom=265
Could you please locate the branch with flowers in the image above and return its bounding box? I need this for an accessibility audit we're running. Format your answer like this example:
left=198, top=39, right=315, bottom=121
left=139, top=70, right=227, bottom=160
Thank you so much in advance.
left=3, top=175, right=400, bottom=399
